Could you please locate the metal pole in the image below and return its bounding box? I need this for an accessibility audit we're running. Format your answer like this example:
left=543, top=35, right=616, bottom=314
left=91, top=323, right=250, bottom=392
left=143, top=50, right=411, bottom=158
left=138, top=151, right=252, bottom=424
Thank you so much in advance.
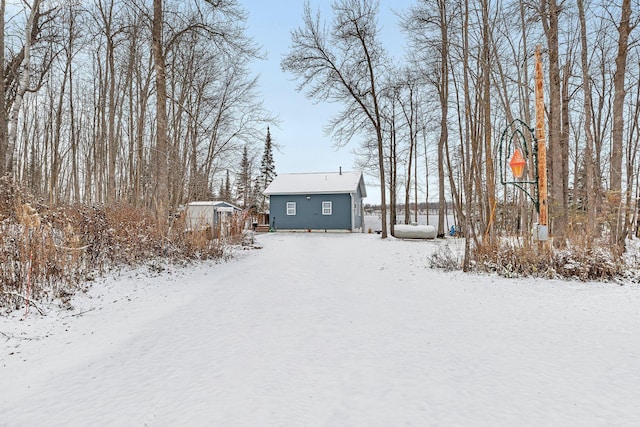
left=535, top=45, right=549, bottom=239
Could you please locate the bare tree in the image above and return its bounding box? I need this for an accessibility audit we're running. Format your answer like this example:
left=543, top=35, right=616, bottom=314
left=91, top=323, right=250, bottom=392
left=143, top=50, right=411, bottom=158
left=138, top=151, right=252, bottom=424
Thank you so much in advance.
left=577, top=0, right=596, bottom=242
left=434, top=0, right=450, bottom=239
left=152, top=0, right=169, bottom=226
left=610, top=0, right=638, bottom=248
left=480, top=0, right=496, bottom=243
left=395, top=70, right=421, bottom=225
left=404, top=0, right=452, bottom=239
left=282, top=0, right=390, bottom=238
left=540, top=0, right=567, bottom=247
left=5, top=0, right=41, bottom=176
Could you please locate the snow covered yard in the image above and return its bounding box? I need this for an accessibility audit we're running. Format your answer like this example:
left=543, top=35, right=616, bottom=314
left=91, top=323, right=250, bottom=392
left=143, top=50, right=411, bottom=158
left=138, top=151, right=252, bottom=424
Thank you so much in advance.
left=1, top=232, right=640, bottom=426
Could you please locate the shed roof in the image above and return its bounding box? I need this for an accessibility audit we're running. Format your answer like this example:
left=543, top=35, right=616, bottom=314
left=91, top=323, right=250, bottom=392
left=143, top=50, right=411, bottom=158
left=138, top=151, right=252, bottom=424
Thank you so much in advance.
left=186, top=201, right=241, bottom=210
left=263, top=171, right=366, bottom=197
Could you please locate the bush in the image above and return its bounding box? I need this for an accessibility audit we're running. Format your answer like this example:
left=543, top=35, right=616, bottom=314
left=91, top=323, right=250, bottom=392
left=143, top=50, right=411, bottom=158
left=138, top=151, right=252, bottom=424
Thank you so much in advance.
left=436, top=238, right=624, bottom=281
left=0, top=179, right=240, bottom=313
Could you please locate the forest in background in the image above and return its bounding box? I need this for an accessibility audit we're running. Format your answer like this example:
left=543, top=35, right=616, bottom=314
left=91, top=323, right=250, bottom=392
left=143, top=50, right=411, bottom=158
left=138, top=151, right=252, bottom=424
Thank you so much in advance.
left=0, top=0, right=278, bottom=214
left=1, top=0, right=640, bottom=308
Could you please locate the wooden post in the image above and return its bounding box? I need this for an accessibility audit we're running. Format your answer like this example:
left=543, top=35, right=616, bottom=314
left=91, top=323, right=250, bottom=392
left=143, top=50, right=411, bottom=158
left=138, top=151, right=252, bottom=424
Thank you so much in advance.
left=535, top=45, right=549, bottom=236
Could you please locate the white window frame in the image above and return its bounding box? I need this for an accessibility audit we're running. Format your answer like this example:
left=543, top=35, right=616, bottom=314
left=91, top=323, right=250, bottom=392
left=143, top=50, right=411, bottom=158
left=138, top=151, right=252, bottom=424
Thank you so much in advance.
left=322, top=201, right=332, bottom=215
left=286, top=202, right=297, bottom=215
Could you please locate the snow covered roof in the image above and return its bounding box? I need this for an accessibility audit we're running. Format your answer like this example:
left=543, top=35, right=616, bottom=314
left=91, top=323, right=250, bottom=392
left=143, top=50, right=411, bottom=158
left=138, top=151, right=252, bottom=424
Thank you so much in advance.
left=263, top=171, right=367, bottom=197
left=186, top=201, right=241, bottom=210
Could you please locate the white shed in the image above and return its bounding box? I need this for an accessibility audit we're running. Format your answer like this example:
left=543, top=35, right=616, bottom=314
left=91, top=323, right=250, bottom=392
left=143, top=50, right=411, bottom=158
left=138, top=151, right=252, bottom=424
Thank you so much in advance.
left=185, top=201, right=242, bottom=235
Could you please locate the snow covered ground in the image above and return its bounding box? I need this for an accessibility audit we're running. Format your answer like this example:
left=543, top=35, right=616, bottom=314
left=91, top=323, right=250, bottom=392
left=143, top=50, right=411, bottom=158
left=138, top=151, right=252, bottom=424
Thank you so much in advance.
left=2, top=231, right=640, bottom=426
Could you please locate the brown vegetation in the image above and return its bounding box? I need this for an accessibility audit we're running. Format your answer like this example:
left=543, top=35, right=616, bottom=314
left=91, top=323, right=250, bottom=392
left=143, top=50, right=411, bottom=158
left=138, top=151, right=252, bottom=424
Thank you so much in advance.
left=0, top=177, right=240, bottom=313
left=431, top=223, right=627, bottom=282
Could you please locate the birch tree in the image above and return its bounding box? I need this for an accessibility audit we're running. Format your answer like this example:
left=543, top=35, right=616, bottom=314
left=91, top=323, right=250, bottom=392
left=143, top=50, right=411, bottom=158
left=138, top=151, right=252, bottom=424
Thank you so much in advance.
left=5, top=0, right=41, bottom=176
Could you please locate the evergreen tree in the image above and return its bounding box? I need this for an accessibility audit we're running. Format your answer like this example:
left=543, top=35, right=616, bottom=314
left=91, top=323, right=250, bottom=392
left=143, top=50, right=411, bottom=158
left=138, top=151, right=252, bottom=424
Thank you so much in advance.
left=218, top=170, right=232, bottom=202
left=236, top=145, right=252, bottom=208
left=256, top=127, right=276, bottom=210
left=224, top=170, right=232, bottom=202
left=218, top=180, right=224, bottom=201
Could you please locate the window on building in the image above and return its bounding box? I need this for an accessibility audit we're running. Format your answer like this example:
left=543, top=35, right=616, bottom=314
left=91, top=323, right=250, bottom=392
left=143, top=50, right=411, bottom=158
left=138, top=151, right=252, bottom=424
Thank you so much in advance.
left=286, top=202, right=296, bottom=215
left=322, top=201, right=332, bottom=215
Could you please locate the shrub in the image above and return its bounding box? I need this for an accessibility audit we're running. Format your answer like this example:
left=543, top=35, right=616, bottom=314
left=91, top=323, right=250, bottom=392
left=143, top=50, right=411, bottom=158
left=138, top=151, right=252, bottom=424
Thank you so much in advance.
left=440, top=238, right=624, bottom=281
left=0, top=180, right=242, bottom=313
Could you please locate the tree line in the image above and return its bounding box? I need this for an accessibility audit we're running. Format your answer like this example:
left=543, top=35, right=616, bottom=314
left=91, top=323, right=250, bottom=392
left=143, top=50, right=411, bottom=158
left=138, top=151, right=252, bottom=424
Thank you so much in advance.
left=0, top=0, right=275, bottom=222
left=1, top=0, right=639, bottom=263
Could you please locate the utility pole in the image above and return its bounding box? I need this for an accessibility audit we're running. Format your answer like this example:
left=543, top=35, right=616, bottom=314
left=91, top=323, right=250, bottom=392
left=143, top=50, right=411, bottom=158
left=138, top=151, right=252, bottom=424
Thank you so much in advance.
left=535, top=45, right=549, bottom=243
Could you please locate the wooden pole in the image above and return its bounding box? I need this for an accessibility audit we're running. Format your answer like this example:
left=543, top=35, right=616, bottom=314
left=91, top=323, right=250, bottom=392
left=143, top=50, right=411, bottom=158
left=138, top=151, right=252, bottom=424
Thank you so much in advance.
left=535, top=45, right=549, bottom=235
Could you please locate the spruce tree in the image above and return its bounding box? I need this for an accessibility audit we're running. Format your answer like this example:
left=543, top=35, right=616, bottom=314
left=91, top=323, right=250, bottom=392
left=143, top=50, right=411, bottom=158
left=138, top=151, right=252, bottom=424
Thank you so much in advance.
left=224, top=170, right=232, bottom=202
left=256, top=127, right=276, bottom=210
left=217, top=180, right=224, bottom=201
left=236, top=145, right=252, bottom=208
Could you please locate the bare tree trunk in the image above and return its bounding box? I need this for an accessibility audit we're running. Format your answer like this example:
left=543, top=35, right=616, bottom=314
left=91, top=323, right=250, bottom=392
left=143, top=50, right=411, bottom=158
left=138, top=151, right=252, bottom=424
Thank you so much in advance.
left=390, top=140, right=396, bottom=235
left=368, top=59, right=388, bottom=239
left=136, top=56, right=153, bottom=207
left=625, top=64, right=640, bottom=241
left=561, top=59, right=572, bottom=226
left=404, top=115, right=414, bottom=225
left=398, top=77, right=418, bottom=225
left=95, top=0, right=119, bottom=204
left=152, top=0, right=169, bottom=227
left=437, top=0, right=449, bottom=239
left=107, top=33, right=117, bottom=204
left=423, top=129, right=430, bottom=226
left=577, top=0, right=596, bottom=242
left=51, top=62, right=69, bottom=204
left=414, top=119, right=419, bottom=224
left=540, top=0, right=566, bottom=248
left=461, top=0, right=472, bottom=270
left=68, top=4, right=79, bottom=202
left=5, top=0, right=41, bottom=176
left=388, top=112, right=397, bottom=236
left=610, top=0, right=635, bottom=248
left=481, top=0, right=495, bottom=244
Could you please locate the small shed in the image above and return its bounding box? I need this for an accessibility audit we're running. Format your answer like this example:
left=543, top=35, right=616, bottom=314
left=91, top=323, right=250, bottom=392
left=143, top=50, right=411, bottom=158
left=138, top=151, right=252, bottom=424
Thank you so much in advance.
left=184, top=201, right=241, bottom=236
left=263, top=170, right=367, bottom=232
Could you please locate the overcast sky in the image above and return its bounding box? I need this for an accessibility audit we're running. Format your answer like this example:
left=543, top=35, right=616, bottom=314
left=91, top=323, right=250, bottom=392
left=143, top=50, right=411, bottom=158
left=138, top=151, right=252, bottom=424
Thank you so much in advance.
left=244, top=0, right=415, bottom=203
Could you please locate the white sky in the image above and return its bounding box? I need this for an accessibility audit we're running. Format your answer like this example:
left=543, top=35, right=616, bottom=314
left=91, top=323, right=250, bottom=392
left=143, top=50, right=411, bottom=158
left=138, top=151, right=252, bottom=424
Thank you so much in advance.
left=244, top=0, right=415, bottom=204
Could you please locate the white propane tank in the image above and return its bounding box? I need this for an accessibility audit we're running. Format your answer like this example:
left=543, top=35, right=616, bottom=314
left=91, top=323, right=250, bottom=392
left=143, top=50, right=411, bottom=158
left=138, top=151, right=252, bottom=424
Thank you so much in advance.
left=394, top=224, right=437, bottom=239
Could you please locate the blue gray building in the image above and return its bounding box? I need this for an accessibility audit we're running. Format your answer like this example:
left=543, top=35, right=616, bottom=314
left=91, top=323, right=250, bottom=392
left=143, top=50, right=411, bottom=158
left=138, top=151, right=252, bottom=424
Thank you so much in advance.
left=263, top=171, right=367, bottom=232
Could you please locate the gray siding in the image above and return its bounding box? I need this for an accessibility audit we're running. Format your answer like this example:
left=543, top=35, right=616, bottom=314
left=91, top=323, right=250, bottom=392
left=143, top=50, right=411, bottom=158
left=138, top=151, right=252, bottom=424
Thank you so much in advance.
left=270, top=193, right=354, bottom=230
